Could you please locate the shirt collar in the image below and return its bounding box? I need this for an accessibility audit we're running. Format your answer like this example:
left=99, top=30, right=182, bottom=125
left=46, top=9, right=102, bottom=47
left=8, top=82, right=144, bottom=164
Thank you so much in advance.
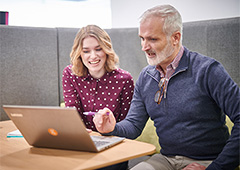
left=156, top=46, right=184, bottom=75
left=170, top=46, right=184, bottom=70
left=82, top=71, right=111, bottom=85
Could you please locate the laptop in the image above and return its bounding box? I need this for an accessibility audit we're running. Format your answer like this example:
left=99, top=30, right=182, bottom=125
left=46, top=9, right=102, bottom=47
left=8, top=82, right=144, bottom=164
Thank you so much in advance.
left=3, top=105, right=125, bottom=152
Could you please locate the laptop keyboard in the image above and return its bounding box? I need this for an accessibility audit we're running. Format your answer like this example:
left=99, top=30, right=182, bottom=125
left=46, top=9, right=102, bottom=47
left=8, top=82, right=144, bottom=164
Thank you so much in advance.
left=93, top=140, right=110, bottom=147
left=91, top=136, right=112, bottom=147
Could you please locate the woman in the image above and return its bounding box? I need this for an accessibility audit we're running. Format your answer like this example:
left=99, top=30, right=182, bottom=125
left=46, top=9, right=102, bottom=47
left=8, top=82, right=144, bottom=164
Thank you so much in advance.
left=62, top=25, right=134, bottom=132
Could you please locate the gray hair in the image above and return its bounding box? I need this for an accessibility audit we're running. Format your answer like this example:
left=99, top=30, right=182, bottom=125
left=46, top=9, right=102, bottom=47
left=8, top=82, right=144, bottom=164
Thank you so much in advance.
left=140, top=5, right=183, bottom=43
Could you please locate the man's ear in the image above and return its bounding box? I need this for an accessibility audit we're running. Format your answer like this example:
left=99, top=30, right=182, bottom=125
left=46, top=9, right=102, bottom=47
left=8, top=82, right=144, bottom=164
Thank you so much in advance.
left=171, top=31, right=181, bottom=46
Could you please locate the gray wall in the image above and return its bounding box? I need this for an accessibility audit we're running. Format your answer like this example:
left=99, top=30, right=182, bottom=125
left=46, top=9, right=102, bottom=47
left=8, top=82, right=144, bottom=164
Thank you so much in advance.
left=0, top=26, right=59, bottom=120
left=111, top=0, right=240, bottom=28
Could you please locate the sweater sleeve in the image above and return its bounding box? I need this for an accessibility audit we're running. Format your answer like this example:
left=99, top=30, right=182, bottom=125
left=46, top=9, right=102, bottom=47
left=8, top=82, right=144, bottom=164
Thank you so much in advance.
left=205, top=61, right=240, bottom=170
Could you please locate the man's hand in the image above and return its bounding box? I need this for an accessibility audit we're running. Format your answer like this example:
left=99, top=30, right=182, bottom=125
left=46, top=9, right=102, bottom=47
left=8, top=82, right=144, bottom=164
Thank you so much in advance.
left=93, top=108, right=116, bottom=133
left=182, top=163, right=206, bottom=170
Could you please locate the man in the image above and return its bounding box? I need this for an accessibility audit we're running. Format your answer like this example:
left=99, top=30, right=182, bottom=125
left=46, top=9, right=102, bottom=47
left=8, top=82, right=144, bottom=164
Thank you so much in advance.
left=93, top=4, right=240, bottom=170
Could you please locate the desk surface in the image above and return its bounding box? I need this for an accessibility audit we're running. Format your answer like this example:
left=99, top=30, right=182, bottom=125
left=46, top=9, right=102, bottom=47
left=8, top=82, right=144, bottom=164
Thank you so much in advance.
left=0, top=120, right=156, bottom=170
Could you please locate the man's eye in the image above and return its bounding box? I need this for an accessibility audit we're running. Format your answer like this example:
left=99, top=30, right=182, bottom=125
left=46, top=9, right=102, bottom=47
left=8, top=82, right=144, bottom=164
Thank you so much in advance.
left=151, top=38, right=157, bottom=41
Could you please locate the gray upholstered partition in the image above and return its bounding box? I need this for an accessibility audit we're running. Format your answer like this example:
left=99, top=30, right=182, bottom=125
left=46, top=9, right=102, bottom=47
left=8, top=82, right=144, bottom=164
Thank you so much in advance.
left=0, top=17, right=239, bottom=121
left=57, top=27, right=79, bottom=104
left=183, top=17, right=240, bottom=86
left=106, top=28, right=147, bottom=81
left=0, top=26, right=59, bottom=120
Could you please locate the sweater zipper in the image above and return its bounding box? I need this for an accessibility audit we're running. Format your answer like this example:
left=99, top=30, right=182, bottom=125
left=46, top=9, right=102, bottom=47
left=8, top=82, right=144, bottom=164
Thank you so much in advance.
left=147, top=68, right=187, bottom=101
left=171, top=68, right=187, bottom=78
left=164, top=68, right=187, bottom=99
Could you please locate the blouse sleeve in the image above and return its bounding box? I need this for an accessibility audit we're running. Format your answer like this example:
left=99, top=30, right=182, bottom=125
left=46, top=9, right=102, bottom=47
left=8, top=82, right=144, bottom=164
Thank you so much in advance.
left=62, top=66, right=82, bottom=113
left=117, top=73, right=134, bottom=121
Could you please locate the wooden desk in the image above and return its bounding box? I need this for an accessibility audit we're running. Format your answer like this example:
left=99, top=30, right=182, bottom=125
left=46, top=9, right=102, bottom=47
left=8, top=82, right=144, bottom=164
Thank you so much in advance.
left=0, top=121, right=156, bottom=170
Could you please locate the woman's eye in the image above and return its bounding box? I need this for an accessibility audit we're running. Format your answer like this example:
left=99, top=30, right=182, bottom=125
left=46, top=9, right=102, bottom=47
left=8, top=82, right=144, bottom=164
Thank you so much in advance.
left=83, top=51, right=89, bottom=53
left=96, top=48, right=102, bottom=51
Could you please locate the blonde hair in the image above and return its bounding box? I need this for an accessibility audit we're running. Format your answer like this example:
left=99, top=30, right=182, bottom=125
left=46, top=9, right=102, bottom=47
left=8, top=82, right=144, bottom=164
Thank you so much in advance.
left=70, top=25, right=119, bottom=77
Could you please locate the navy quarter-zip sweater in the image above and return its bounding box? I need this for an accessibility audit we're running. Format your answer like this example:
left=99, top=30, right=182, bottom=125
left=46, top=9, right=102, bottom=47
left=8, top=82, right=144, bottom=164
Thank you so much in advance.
left=109, top=47, right=240, bottom=170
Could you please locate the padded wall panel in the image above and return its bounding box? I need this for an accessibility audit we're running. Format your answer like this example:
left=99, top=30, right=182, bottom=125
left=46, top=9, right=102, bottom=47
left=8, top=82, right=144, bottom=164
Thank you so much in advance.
left=106, top=28, right=147, bottom=82
left=182, top=21, right=208, bottom=55
left=207, top=17, right=240, bottom=86
left=0, top=26, right=59, bottom=120
left=57, top=27, right=79, bottom=103
left=183, top=17, right=240, bottom=86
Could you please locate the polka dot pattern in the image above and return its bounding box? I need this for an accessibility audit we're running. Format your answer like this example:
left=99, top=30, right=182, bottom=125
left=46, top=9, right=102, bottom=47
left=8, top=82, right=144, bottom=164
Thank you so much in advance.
left=62, top=65, right=134, bottom=131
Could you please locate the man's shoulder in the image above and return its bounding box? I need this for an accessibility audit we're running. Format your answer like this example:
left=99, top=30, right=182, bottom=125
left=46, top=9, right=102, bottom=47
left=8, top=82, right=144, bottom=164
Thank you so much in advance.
left=136, top=65, right=157, bottom=83
left=184, top=47, right=217, bottom=66
left=141, top=65, right=155, bottom=73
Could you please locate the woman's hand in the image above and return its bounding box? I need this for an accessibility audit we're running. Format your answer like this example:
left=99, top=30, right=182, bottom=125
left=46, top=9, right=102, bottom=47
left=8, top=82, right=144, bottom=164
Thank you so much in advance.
left=86, top=128, right=92, bottom=133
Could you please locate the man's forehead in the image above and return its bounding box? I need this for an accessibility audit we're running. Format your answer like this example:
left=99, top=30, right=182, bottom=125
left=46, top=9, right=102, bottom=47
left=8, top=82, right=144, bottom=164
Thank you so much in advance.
left=139, top=21, right=163, bottom=37
left=138, top=30, right=156, bottom=38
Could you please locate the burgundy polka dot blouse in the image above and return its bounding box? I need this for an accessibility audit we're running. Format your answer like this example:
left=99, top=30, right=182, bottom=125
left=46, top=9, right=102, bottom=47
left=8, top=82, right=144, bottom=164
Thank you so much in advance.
left=62, top=65, right=134, bottom=131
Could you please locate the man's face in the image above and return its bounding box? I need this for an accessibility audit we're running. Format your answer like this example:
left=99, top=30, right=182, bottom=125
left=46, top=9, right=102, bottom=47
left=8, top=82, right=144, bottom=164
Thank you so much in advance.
left=139, top=16, right=175, bottom=66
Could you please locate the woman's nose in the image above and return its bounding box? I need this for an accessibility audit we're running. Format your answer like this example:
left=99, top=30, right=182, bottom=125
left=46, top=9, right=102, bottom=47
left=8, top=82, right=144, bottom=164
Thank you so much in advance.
left=90, top=50, right=97, bottom=58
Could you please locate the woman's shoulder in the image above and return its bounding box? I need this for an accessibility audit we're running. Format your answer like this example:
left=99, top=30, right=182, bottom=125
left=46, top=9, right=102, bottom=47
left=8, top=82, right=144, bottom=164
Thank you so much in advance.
left=63, top=65, right=73, bottom=72
left=113, top=68, right=133, bottom=79
left=63, top=65, right=73, bottom=76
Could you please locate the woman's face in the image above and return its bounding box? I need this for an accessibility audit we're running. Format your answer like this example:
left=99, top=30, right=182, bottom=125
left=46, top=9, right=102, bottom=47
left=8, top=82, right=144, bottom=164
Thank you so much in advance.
left=81, top=36, right=107, bottom=79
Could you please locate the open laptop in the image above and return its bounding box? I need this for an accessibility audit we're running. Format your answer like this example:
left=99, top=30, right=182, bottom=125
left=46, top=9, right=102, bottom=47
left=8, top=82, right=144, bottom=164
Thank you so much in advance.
left=3, top=105, right=125, bottom=152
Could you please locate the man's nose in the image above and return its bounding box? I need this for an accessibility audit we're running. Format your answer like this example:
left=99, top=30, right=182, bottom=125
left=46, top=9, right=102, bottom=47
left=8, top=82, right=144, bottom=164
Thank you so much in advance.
left=141, top=40, right=150, bottom=51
